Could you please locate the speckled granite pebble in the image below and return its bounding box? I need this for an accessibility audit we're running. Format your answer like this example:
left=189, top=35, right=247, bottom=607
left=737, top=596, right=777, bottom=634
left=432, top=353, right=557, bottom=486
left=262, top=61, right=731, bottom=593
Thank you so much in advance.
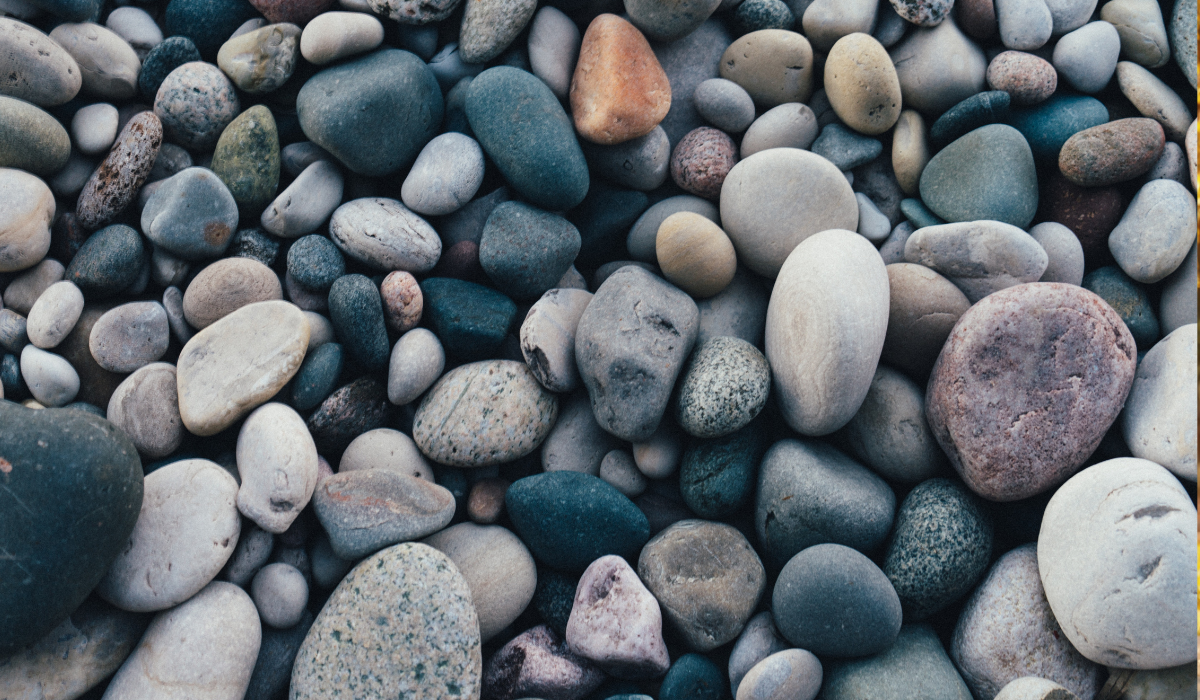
left=153, top=61, right=240, bottom=151
left=675, top=336, right=769, bottom=438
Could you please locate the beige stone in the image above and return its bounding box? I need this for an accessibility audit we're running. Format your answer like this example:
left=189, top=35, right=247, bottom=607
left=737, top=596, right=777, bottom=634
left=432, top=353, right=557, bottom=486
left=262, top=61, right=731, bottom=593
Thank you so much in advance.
left=299, top=11, right=384, bottom=65
left=1101, top=0, right=1170, bottom=68
left=108, top=362, right=184, bottom=459
left=824, top=33, right=902, bottom=136
left=0, top=168, right=53, bottom=273
left=48, top=22, right=140, bottom=100
left=339, top=427, right=434, bottom=481
left=2, top=258, right=64, bottom=315
left=655, top=211, right=737, bottom=298
left=889, top=19, right=988, bottom=115
left=881, top=263, right=970, bottom=379
left=892, top=110, right=930, bottom=195
left=1115, top=61, right=1192, bottom=142
left=0, top=17, right=82, bottom=106
left=182, top=257, right=283, bottom=329
left=217, top=23, right=301, bottom=94
left=236, top=402, right=318, bottom=533
left=719, top=30, right=814, bottom=108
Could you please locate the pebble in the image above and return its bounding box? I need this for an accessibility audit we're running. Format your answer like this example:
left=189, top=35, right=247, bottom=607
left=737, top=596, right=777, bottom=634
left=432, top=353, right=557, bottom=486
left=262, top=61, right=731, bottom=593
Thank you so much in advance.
left=153, top=62, right=240, bottom=151
left=772, top=543, right=902, bottom=657
left=290, top=543, right=481, bottom=700
left=87, top=300, right=169, bottom=372
left=824, top=33, right=901, bottom=135
left=299, top=11, right=381, bottom=65
left=479, top=201, right=582, bottom=300
left=3, top=259, right=63, bottom=315
left=26, top=280, right=83, bottom=349
left=176, top=300, right=309, bottom=436
left=424, top=523, right=537, bottom=642
left=458, top=0, right=536, bottom=63
left=919, top=124, right=1037, bottom=228
left=138, top=36, right=201, bottom=101
left=675, top=336, right=769, bottom=437
left=1159, top=244, right=1196, bottom=334
left=287, top=235, right=344, bottom=293
left=995, top=0, right=1052, bottom=50
left=1038, top=172, right=1124, bottom=263
left=627, top=195, right=718, bottom=262
left=312, top=469, right=455, bottom=559
left=0, top=310, right=28, bottom=351
left=466, top=477, right=507, bottom=524
left=1059, top=117, right=1164, bottom=186
left=585, top=125, right=671, bottom=191
left=626, top=0, right=721, bottom=41
left=888, top=0, right=953, bottom=25
left=566, top=554, right=670, bottom=679
left=802, top=0, right=876, bottom=52
left=329, top=197, right=441, bottom=272
left=598, top=449, right=647, bottom=497
left=822, top=624, right=973, bottom=700
left=20, top=345, right=79, bottom=406
left=527, top=6, right=580, bottom=100
left=250, top=563, right=308, bottom=630
left=97, top=458, right=240, bottom=612
left=102, top=582, right=260, bottom=700
left=736, top=649, right=822, bottom=700
left=540, top=391, right=618, bottom=475
left=1038, top=458, right=1196, bottom=668
left=928, top=90, right=1011, bottom=148
left=236, top=402, right=318, bottom=533
left=482, top=624, right=605, bottom=700
left=71, top=102, right=118, bottom=156
left=340, top=428, right=432, bottom=481
left=888, top=20, right=987, bottom=115
left=926, top=284, right=1136, bottom=501
left=106, top=362, right=183, bottom=458
left=142, top=167, right=239, bottom=260
left=670, top=126, right=737, bottom=200
left=718, top=30, right=814, bottom=107
left=903, top=220, right=1048, bottom=302
left=1169, top=0, right=1196, bottom=86
left=0, top=17, right=82, bottom=107
left=1121, top=325, right=1196, bottom=481
left=720, top=149, right=857, bottom=278
left=695, top=269, right=769, bottom=346
left=519, top=288, right=592, bottom=393
left=305, top=376, right=390, bottom=455
left=661, top=654, right=725, bottom=700
left=575, top=265, right=698, bottom=442
left=328, top=274, right=389, bottom=371
left=727, top=613, right=790, bottom=697
left=765, top=229, right=888, bottom=435
left=993, top=678, right=1079, bottom=700
left=811, top=123, right=883, bottom=171
left=49, top=23, right=140, bottom=100
left=734, top=0, right=795, bottom=33
left=412, top=359, right=557, bottom=467
left=1102, top=0, right=1170, bottom=68
left=694, top=79, right=756, bottom=133
left=0, top=95, right=71, bottom=177
left=986, top=51, right=1056, bottom=105
left=401, top=133, right=485, bottom=216
left=740, top=103, right=818, bottom=157
left=679, top=422, right=763, bottom=516
left=1029, top=222, right=1085, bottom=285
left=841, top=366, right=943, bottom=482
left=380, top=270, right=423, bottom=333
left=856, top=193, right=891, bottom=241
left=1082, top=266, right=1160, bottom=349
left=638, top=519, right=766, bottom=651
left=1051, top=21, right=1120, bottom=93
left=77, top=110, right=162, bottom=232
left=105, top=6, right=161, bottom=58
left=0, top=169, right=54, bottom=274
left=570, top=14, right=671, bottom=146
left=387, top=328, right=444, bottom=405
left=1117, top=63, right=1191, bottom=146
left=296, top=49, right=442, bottom=177
left=951, top=544, right=1103, bottom=700
left=1108, top=178, right=1195, bottom=284
left=655, top=212, right=737, bottom=298
left=181, top=257, right=283, bottom=329
left=420, top=277, right=516, bottom=360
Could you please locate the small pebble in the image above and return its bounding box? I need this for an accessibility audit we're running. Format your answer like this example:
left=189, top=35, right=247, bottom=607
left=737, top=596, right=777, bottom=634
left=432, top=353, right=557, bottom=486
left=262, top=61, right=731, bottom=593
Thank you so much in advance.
left=251, top=563, right=309, bottom=629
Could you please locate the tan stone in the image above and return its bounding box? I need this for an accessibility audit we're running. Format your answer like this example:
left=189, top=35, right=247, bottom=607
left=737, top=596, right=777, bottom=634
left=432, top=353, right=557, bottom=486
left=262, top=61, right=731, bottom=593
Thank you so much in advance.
left=0, top=168, right=53, bottom=273
left=719, top=30, right=814, bottom=107
left=182, top=257, right=283, bottom=329
left=217, top=23, right=301, bottom=94
left=825, top=33, right=902, bottom=136
left=1115, top=61, right=1192, bottom=142
left=570, top=14, right=671, bottom=145
left=892, top=110, right=930, bottom=195
left=656, top=212, right=737, bottom=298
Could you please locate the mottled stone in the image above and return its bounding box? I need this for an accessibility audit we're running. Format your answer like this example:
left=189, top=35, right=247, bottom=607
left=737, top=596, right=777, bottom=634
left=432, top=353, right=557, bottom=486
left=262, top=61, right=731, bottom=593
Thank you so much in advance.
left=211, top=105, right=280, bottom=213
left=986, top=51, right=1057, bottom=105
left=482, top=625, right=605, bottom=700
left=566, top=555, right=670, bottom=679
left=367, top=0, right=459, bottom=23
left=457, top=0, right=536, bottom=64
left=76, top=111, right=162, bottom=231
left=305, top=376, right=390, bottom=456
left=153, top=62, right=239, bottom=151
left=1058, top=118, right=1165, bottom=186
left=674, top=337, right=769, bottom=438
left=312, top=469, right=455, bottom=559
left=216, top=23, right=300, bottom=94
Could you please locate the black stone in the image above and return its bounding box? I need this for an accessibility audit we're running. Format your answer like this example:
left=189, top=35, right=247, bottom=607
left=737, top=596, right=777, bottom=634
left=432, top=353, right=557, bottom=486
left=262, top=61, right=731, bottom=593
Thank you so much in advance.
left=164, top=0, right=260, bottom=60
left=328, top=274, right=389, bottom=372
left=292, top=342, right=344, bottom=412
left=64, top=224, right=145, bottom=300
left=929, top=91, right=1011, bottom=149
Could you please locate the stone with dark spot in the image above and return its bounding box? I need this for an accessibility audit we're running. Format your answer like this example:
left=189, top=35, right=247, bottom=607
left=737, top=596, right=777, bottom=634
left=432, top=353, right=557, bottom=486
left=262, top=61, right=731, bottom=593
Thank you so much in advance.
left=889, top=0, right=955, bottom=25
left=0, top=402, right=143, bottom=656
left=926, top=283, right=1137, bottom=502
left=421, top=277, right=516, bottom=361
left=64, top=224, right=144, bottom=299
left=76, top=111, right=162, bottom=231
left=327, top=274, right=389, bottom=373
left=305, top=376, right=390, bottom=457
left=1057, top=118, right=1165, bottom=186
left=1081, top=266, right=1159, bottom=350
left=141, top=168, right=239, bottom=260
left=670, top=126, right=737, bottom=200
left=674, top=336, right=770, bottom=438
left=481, top=624, right=605, bottom=700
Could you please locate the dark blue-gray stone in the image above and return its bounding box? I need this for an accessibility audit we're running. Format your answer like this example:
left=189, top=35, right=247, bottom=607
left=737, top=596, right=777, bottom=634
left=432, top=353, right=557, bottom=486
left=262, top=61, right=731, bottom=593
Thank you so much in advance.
left=733, top=0, right=795, bottom=33
left=569, top=182, right=650, bottom=270
left=679, top=422, right=766, bottom=519
left=1007, top=94, right=1109, bottom=163
left=881, top=478, right=993, bottom=621
left=292, top=342, right=345, bottom=412
left=532, top=566, right=577, bottom=635
left=899, top=198, right=945, bottom=229
left=244, top=609, right=315, bottom=700
left=506, top=470, right=651, bottom=572
left=297, top=49, right=443, bottom=177
left=822, top=624, right=973, bottom=700
left=928, top=91, right=1011, bottom=149
left=812, top=123, right=883, bottom=171
left=465, top=66, right=590, bottom=211
left=21, top=0, right=98, bottom=21
left=138, top=37, right=202, bottom=101
left=287, top=235, right=345, bottom=293
left=660, top=654, right=725, bottom=700
left=420, top=277, right=517, bottom=361
left=164, top=0, right=261, bottom=60
left=64, top=224, right=145, bottom=299
left=64, top=401, right=105, bottom=418
left=1082, top=266, right=1160, bottom=350
left=305, top=376, right=390, bottom=457
left=327, top=274, right=389, bottom=373
left=0, top=402, right=143, bottom=656
left=229, top=227, right=281, bottom=267
left=478, top=201, right=582, bottom=301
left=1, top=353, right=27, bottom=400
left=918, top=124, right=1038, bottom=228
left=0, top=311, right=27, bottom=354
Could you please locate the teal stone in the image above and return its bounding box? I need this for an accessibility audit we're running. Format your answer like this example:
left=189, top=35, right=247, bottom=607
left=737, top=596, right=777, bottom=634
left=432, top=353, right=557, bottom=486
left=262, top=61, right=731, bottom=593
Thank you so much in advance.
left=1082, top=266, right=1160, bottom=350
left=822, top=624, right=973, bottom=700
left=0, top=402, right=143, bottom=656
left=465, top=66, right=590, bottom=211
left=660, top=654, right=726, bottom=700
left=479, top=201, right=582, bottom=301
left=138, top=37, right=201, bottom=101
left=164, top=0, right=261, bottom=60
left=328, top=275, right=389, bottom=373
left=292, top=342, right=344, bottom=412
left=679, top=422, right=767, bottom=519
left=531, top=567, right=577, bottom=635
left=928, top=91, right=1010, bottom=149
left=899, top=198, right=945, bottom=229
left=1008, top=94, right=1108, bottom=163
left=297, top=49, right=443, bottom=177
left=421, top=277, right=517, bottom=361
left=211, top=105, right=280, bottom=214
left=64, top=224, right=145, bottom=299
left=506, top=471, right=651, bottom=572
left=918, top=124, right=1038, bottom=228
left=0, top=95, right=70, bottom=177
left=733, top=0, right=795, bottom=33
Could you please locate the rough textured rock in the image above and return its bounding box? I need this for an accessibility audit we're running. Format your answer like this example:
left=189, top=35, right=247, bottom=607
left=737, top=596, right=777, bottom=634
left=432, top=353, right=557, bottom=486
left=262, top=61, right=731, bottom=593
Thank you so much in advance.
left=76, top=111, right=162, bottom=231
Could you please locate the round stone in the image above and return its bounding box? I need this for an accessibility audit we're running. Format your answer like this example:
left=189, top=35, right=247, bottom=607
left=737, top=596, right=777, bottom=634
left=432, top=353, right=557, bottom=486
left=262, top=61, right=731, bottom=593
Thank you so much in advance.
left=881, top=262, right=970, bottom=380
left=888, top=19, right=987, bottom=115
left=387, top=328, right=445, bottom=406
left=380, top=270, right=423, bottom=333
left=655, top=212, right=736, bottom=298
left=26, top=281, right=83, bottom=349
left=918, top=124, right=1038, bottom=228
left=718, top=30, right=814, bottom=107
left=106, top=362, right=183, bottom=459
left=986, top=50, right=1057, bottom=104
left=88, top=301, right=169, bottom=373
left=20, top=345, right=79, bottom=407
left=1082, top=266, right=1159, bottom=350
left=0, top=95, right=71, bottom=178
left=287, top=235, right=344, bottom=293
left=142, top=167, right=239, bottom=260
left=1051, top=21, right=1120, bottom=93
left=669, top=126, right=737, bottom=200
left=735, top=649, right=822, bottom=700
left=740, top=103, right=819, bottom=157
left=0, top=168, right=53, bottom=273
left=153, top=62, right=239, bottom=151
left=0, top=17, right=82, bottom=107
left=1107, top=178, right=1196, bottom=284
left=694, top=79, right=756, bottom=133
left=138, top=36, right=202, bottom=100
left=458, top=0, right=536, bottom=63
left=182, top=257, right=282, bottom=329
left=675, top=336, right=769, bottom=438
left=401, top=133, right=485, bottom=216
left=824, top=33, right=902, bottom=135
left=236, top=402, right=318, bottom=534
left=251, top=562, right=308, bottom=629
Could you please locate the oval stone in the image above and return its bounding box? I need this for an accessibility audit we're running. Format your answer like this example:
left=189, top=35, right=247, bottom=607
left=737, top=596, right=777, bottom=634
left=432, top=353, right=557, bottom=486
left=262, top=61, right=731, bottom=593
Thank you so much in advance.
left=1107, top=178, right=1196, bottom=284
left=718, top=30, right=814, bottom=108
left=824, top=33, right=902, bottom=135
left=675, top=336, right=770, bottom=438
left=903, top=220, right=1049, bottom=303
left=312, top=470, right=456, bottom=559
left=48, top=22, right=140, bottom=100
left=76, top=111, right=162, bottom=231
left=182, top=257, right=282, bottom=329
left=0, top=168, right=53, bottom=273
left=0, top=17, right=82, bottom=106
left=1120, top=325, right=1196, bottom=481
left=106, top=362, right=183, bottom=459
left=236, top=402, right=318, bottom=534
left=329, top=197, right=441, bottom=273
left=153, top=61, right=240, bottom=151
left=1057, top=117, right=1164, bottom=187
left=926, top=283, right=1137, bottom=501
left=888, top=20, right=987, bottom=115
left=519, top=288, right=593, bottom=393
left=0, top=95, right=70, bottom=177
left=88, top=301, right=169, bottom=373
left=210, top=104, right=280, bottom=213
left=216, top=22, right=300, bottom=94
left=919, top=124, right=1038, bottom=228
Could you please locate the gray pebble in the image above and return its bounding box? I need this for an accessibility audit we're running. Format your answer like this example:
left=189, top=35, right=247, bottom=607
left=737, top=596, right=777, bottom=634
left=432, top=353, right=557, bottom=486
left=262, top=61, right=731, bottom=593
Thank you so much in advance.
left=387, top=328, right=445, bottom=406
left=879, top=221, right=915, bottom=264
left=162, top=286, right=192, bottom=344
left=20, top=344, right=78, bottom=406
left=340, top=428, right=433, bottom=481
left=540, top=390, right=617, bottom=475
left=142, top=167, right=239, bottom=260
left=856, top=193, right=892, bottom=242
left=50, top=152, right=98, bottom=198
left=740, top=102, right=819, bottom=157
left=401, top=133, right=485, bottom=216
left=696, top=267, right=769, bottom=347
left=3, top=258, right=65, bottom=316
left=150, top=245, right=189, bottom=288
left=280, top=141, right=332, bottom=178
left=251, top=563, right=308, bottom=629
left=308, top=532, right=354, bottom=590
left=841, top=366, right=944, bottom=483
left=519, top=287, right=593, bottom=393
left=1051, top=21, right=1120, bottom=93
left=107, top=362, right=184, bottom=459
left=823, top=624, right=972, bottom=700
left=222, top=524, right=275, bottom=588
left=1108, top=178, right=1196, bottom=284
left=728, top=612, right=790, bottom=698
left=599, top=449, right=647, bottom=498
left=1029, top=222, right=1085, bottom=285
left=1158, top=243, right=1196, bottom=333
left=1121, top=325, right=1196, bottom=481
left=0, top=309, right=28, bottom=354
left=260, top=160, right=344, bottom=238
left=428, top=42, right=485, bottom=91
left=527, top=6, right=580, bottom=100
left=25, top=280, right=83, bottom=349
left=735, top=649, right=822, bottom=700
left=904, top=220, right=1048, bottom=302
left=88, top=301, right=169, bottom=373
left=694, top=78, right=756, bottom=133
left=995, top=0, right=1053, bottom=50
left=1144, top=140, right=1189, bottom=186
left=811, top=123, right=883, bottom=171
left=146, top=142, right=193, bottom=183
left=585, top=126, right=671, bottom=191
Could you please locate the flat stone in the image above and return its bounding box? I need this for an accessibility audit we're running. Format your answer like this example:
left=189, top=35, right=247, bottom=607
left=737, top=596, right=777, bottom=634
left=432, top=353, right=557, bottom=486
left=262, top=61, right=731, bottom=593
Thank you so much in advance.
left=919, top=124, right=1037, bottom=228
left=0, top=17, right=82, bottom=106
left=88, top=301, right=168, bottom=372
left=888, top=20, right=987, bottom=115
left=926, top=283, right=1137, bottom=501
left=0, top=95, right=70, bottom=177
left=1051, top=21, right=1120, bottom=93
left=182, top=257, right=282, bottom=329
left=822, top=624, right=973, bottom=700
left=49, top=22, right=140, bottom=100
left=300, top=11, right=383, bottom=65
left=105, top=6, right=162, bottom=58
left=695, top=268, right=769, bottom=347
left=142, top=167, right=239, bottom=260
left=329, top=197, right=441, bottom=273
left=566, top=555, right=670, bottom=679
left=1108, top=178, right=1195, bottom=284
left=1037, top=171, right=1124, bottom=265
left=1121, top=325, right=1196, bottom=481
left=312, top=469, right=455, bottom=559
left=1116, top=62, right=1191, bottom=142
left=824, top=33, right=901, bottom=135
left=903, top=220, right=1048, bottom=303
left=929, top=91, right=1012, bottom=149
left=387, top=328, right=444, bottom=405
left=481, top=624, right=605, bottom=700
left=401, top=133, right=484, bottom=216
left=653, top=19, right=731, bottom=146
left=421, top=276, right=516, bottom=358
left=718, top=30, right=814, bottom=107
left=959, top=0, right=998, bottom=37
left=211, top=105, right=280, bottom=213
left=812, top=123, right=883, bottom=171
left=841, top=365, right=944, bottom=483
left=367, top=0, right=459, bottom=23
left=655, top=211, right=736, bottom=298
left=216, top=23, right=300, bottom=93
left=71, top=101, right=117, bottom=157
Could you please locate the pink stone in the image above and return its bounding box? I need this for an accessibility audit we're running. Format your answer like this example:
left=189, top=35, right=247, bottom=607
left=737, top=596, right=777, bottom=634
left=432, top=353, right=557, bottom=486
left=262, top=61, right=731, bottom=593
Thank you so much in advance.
left=483, top=625, right=606, bottom=700
left=670, top=127, right=737, bottom=200
left=381, top=270, right=423, bottom=333
left=565, top=555, right=670, bottom=679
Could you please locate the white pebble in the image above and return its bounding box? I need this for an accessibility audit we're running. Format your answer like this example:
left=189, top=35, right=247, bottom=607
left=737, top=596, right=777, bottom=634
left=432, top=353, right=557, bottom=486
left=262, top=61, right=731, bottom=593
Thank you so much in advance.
left=71, top=103, right=119, bottom=157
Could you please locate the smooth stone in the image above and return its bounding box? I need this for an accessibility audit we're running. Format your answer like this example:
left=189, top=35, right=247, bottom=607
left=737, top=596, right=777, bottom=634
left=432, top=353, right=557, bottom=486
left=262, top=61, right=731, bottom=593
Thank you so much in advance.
left=740, top=103, right=818, bottom=158
left=279, top=141, right=331, bottom=176
left=387, top=328, right=444, bottom=405
left=764, top=230, right=887, bottom=435
left=951, top=543, right=1103, bottom=700
left=575, top=265, right=698, bottom=442
left=216, top=23, right=300, bottom=94
left=674, top=336, right=769, bottom=438
left=841, top=366, right=943, bottom=483
left=88, top=301, right=168, bottom=373
left=466, top=478, right=507, bottom=524
left=694, top=79, right=755, bottom=133
left=598, top=449, right=647, bottom=497
left=182, top=257, right=282, bottom=329
left=506, top=470, right=650, bottom=571
left=458, top=0, right=535, bottom=63
left=720, top=149, right=858, bottom=278
left=177, top=300, right=309, bottom=436
left=226, top=228, right=278, bottom=268
left=1038, top=172, right=1124, bottom=264
left=520, top=288, right=592, bottom=393
left=668, top=127, right=737, bottom=200
left=585, top=126, right=671, bottom=191
left=427, top=44, right=485, bottom=92
left=413, top=359, right=557, bottom=467
left=824, top=33, right=901, bottom=135
left=71, top=102, right=118, bottom=156
left=883, top=479, right=993, bottom=620
left=566, top=555, right=670, bottom=679
left=305, top=376, right=390, bottom=455
left=1082, top=266, right=1160, bottom=349
left=26, top=280, right=83, bottom=349
left=879, top=222, right=916, bottom=263
left=802, top=0, right=876, bottom=51
left=812, top=124, right=883, bottom=171
left=929, top=91, right=1012, bottom=149
left=927, top=284, right=1137, bottom=501
left=142, top=168, right=238, bottom=260
left=919, top=124, right=1037, bottom=228
left=540, top=391, right=617, bottom=475
left=1030, top=222, right=1085, bottom=285
left=655, top=212, right=736, bottom=298
left=300, top=11, right=382, bottom=65
left=290, top=543, right=482, bottom=700
left=737, top=649, right=822, bottom=700
left=0, top=169, right=53, bottom=273
left=76, top=111, right=162, bottom=231
left=482, top=624, right=605, bottom=700
left=420, top=278, right=516, bottom=360
left=1144, top=140, right=1190, bottom=184
left=1169, top=0, right=1196, bottom=86
left=822, top=624, right=972, bottom=700
left=250, top=563, right=307, bottom=629
left=297, top=49, right=442, bottom=177
left=287, top=235, right=343, bottom=293
left=328, top=274, right=389, bottom=372
left=652, top=19, right=731, bottom=146
left=1159, top=244, right=1196, bottom=333
left=679, top=422, right=765, bottom=517
left=480, top=202, right=581, bottom=301
left=1102, top=0, right=1169, bottom=68
left=211, top=105, right=280, bottom=212
left=102, top=582, right=260, bottom=700
left=1108, top=179, right=1195, bottom=284
left=993, top=678, right=1079, bottom=700
left=138, top=36, right=201, bottom=101
left=1050, top=21, right=1120, bottom=94
left=695, top=268, right=768, bottom=347
left=772, top=543, right=902, bottom=657
left=328, top=197, right=440, bottom=273
left=20, top=345, right=79, bottom=406
left=105, top=6, right=161, bottom=58
left=986, top=51, right=1057, bottom=105
left=312, top=469, right=454, bottom=559
left=856, top=194, right=891, bottom=242
left=3, top=259, right=63, bottom=315
left=728, top=612, right=790, bottom=697
left=0, top=96, right=71, bottom=177
left=625, top=0, right=721, bottom=41
left=401, top=133, right=484, bottom=216
left=627, top=195, right=719, bottom=262
left=0, top=403, right=143, bottom=655
left=338, top=430, right=430, bottom=484
left=903, top=220, right=1048, bottom=303
left=527, top=6, right=580, bottom=100
left=718, top=30, right=814, bottom=107
left=1038, top=458, right=1196, bottom=668
left=0, top=311, right=28, bottom=352
left=49, top=23, right=139, bottom=100
left=995, top=0, right=1052, bottom=49
left=107, top=362, right=182, bottom=459
left=1059, top=116, right=1165, bottom=187
left=1115, top=62, right=1191, bottom=142
left=755, top=438, right=895, bottom=564
left=661, top=654, right=725, bottom=700
left=153, top=62, right=239, bottom=151
left=54, top=304, right=125, bottom=407
left=0, top=17, right=82, bottom=106
left=638, top=519, right=766, bottom=651
left=97, top=459, right=240, bottom=612
left=380, top=270, right=422, bottom=334
left=235, top=402, right=317, bottom=533
left=1121, top=325, right=1196, bottom=481
left=888, top=20, right=987, bottom=115
left=467, top=67, right=588, bottom=210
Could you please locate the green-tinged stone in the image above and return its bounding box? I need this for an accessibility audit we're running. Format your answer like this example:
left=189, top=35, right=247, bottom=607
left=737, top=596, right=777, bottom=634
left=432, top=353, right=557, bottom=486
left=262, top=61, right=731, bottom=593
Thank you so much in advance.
left=0, top=95, right=70, bottom=177
left=919, top=124, right=1038, bottom=228
left=211, top=105, right=280, bottom=213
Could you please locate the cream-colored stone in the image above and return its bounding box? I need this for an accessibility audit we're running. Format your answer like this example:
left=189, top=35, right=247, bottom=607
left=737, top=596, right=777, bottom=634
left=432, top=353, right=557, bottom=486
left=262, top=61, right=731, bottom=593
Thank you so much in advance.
left=655, top=212, right=737, bottom=298
left=892, top=110, right=929, bottom=195
left=300, top=12, right=384, bottom=65
left=719, top=30, right=814, bottom=107
left=824, top=33, right=902, bottom=136
left=217, top=23, right=301, bottom=94
left=48, top=23, right=140, bottom=100
left=0, top=168, right=53, bottom=273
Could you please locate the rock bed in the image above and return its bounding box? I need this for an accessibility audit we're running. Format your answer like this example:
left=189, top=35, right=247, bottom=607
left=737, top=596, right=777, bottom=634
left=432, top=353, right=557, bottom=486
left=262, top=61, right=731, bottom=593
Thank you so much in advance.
left=0, top=0, right=1195, bottom=696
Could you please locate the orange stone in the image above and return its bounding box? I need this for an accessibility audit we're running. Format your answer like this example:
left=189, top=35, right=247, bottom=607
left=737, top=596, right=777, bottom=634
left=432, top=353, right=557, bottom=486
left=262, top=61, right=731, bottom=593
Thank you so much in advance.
left=570, top=14, right=671, bottom=146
